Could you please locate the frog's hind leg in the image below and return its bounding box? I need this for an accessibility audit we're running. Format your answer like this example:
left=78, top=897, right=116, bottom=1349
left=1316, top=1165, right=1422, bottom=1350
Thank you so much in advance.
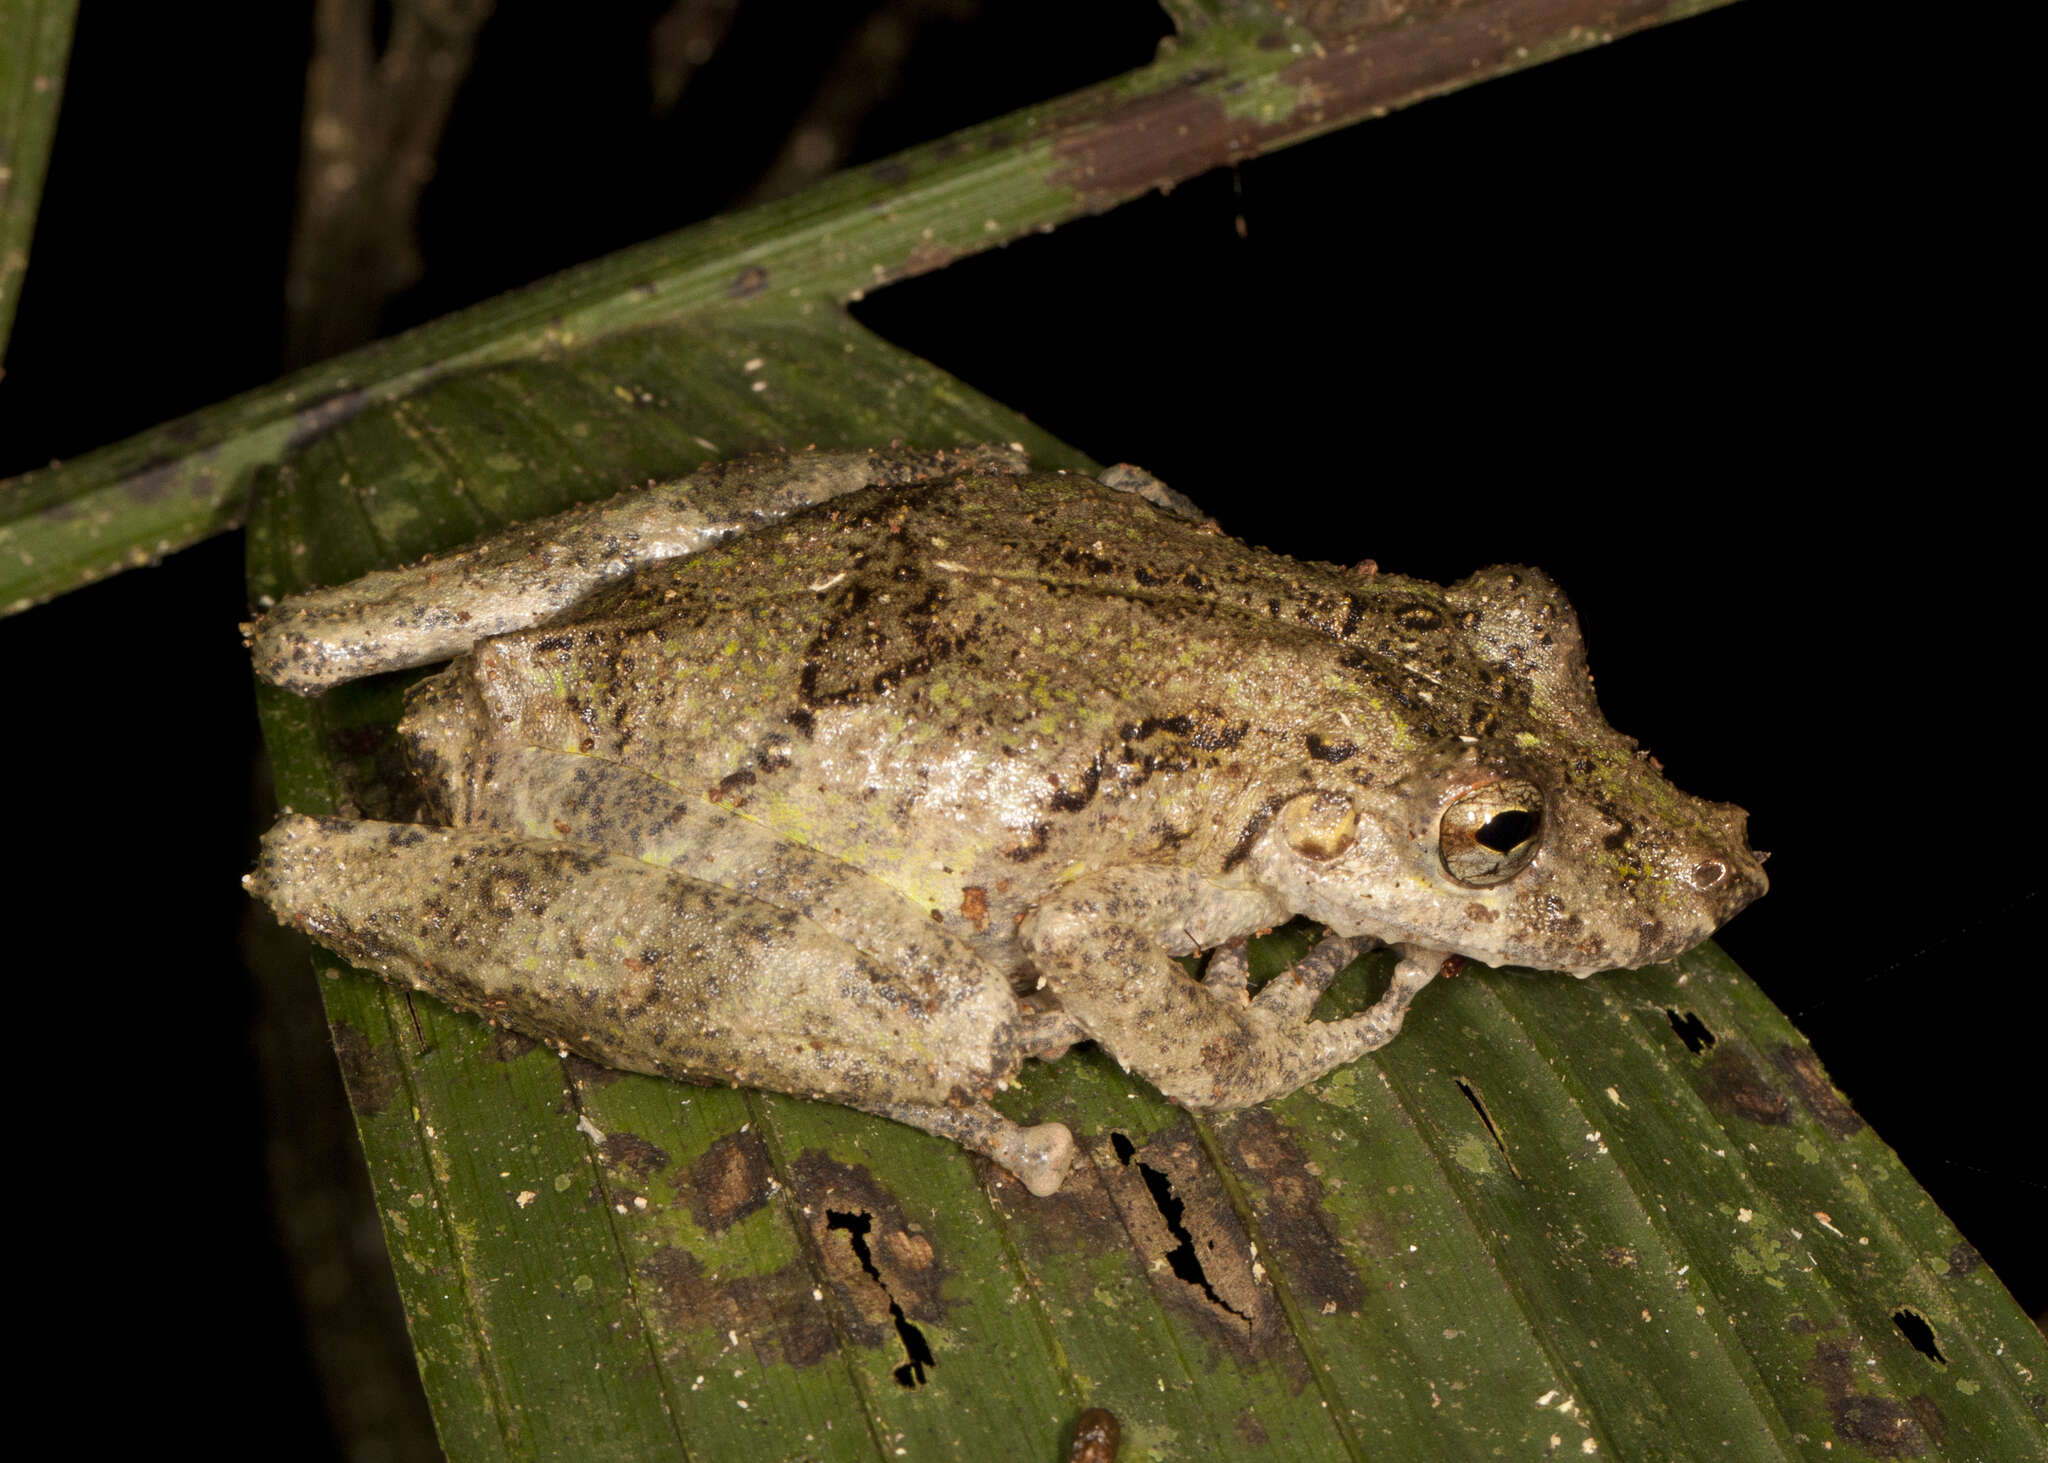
left=469, top=746, right=1012, bottom=994
left=451, top=749, right=1083, bottom=1191
left=248, top=814, right=1061, bottom=1185
left=248, top=443, right=1028, bottom=694
left=859, top=1100, right=1076, bottom=1198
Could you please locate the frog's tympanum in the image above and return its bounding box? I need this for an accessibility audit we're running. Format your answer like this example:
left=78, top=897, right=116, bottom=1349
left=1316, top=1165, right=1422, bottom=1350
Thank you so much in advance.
left=247, top=446, right=1764, bottom=1195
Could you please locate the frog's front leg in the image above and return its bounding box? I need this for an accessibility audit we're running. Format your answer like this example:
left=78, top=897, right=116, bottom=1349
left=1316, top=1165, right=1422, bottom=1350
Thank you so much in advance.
left=1019, top=869, right=1443, bottom=1110
left=247, top=442, right=1027, bottom=693
left=249, top=814, right=1075, bottom=1194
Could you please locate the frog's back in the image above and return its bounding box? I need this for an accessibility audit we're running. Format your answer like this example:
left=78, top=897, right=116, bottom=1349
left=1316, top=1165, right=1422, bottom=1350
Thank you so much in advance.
left=441, top=472, right=1622, bottom=929
left=454, top=476, right=1257, bottom=870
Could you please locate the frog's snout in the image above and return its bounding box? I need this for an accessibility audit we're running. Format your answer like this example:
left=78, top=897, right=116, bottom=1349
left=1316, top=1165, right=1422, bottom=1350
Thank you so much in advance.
left=1706, top=804, right=1769, bottom=916
left=1700, top=850, right=1768, bottom=930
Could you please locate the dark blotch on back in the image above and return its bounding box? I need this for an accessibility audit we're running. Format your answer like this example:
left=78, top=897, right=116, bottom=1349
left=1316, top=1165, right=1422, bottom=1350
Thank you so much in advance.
left=1304, top=733, right=1357, bottom=764
left=1049, top=756, right=1104, bottom=813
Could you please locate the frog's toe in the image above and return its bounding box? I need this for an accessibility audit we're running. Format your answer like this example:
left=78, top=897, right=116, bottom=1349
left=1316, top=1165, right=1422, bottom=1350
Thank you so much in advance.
left=1201, top=940, right=1251, bottom=1001
left=1018, top=1005, right=1087, bottom=1062
left=870, top=1101, right=1076, bottom=1195
left=1001, top=1122, right=1077, bottom=1197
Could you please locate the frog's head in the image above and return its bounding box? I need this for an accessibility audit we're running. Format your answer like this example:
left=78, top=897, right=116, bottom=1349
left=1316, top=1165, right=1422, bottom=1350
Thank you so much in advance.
left=1243, top=742, right=1765, bottom=975
left=1241, top=563, right=1764, bottom=975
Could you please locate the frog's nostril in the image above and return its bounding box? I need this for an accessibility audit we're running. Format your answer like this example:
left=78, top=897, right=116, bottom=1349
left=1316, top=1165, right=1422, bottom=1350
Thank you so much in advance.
left=1689, top=859, right=1727, bottom=891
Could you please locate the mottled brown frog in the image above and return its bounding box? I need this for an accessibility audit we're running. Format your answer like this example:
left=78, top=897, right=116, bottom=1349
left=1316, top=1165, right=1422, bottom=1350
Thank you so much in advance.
left=246, top=445, right=1764, bottom=1195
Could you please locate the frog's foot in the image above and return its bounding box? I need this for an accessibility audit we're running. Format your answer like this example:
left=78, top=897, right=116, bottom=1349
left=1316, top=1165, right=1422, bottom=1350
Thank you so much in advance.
left=1022, top=875, right=1452, bottom=1111
left=1200, top=932, right=1366, bottom=1014
left=866, top=1100, right=1076, bottom=1197
left=1189, top=946, right=1441, bottom=1104
left=1290, top=946, right=1441, bottom=1066
left=1247, top=934, right=1368, bottom=1023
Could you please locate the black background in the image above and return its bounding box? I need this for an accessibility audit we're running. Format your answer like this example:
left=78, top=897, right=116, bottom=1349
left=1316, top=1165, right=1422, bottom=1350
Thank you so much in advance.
left=3, top=2, right=2034, bottom=1454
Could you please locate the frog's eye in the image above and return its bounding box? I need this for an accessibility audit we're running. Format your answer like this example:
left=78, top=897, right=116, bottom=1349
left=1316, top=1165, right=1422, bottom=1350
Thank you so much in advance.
left=1439, top=779, right=1544, bottom=886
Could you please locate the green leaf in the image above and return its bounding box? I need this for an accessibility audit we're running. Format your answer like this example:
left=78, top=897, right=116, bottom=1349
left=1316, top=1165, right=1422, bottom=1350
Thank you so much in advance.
left=250, top=312, right=2048, bottom=1461
left=0, top=0, right=77, bottom=361
left=2, top=0, right=1745, bottom=616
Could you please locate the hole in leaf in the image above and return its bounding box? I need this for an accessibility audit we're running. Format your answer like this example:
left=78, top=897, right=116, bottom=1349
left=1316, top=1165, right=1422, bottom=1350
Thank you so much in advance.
left=826, top=1209, right=935, bottom=1387
left=1109, top=1132, right=1250, bottom=1322
left=1454, top=1077, right=1521, bottom=1179
left=1667, top=1008, right=1717, bottom=1054
left=1892, top=1306, right=1947, bottom=1365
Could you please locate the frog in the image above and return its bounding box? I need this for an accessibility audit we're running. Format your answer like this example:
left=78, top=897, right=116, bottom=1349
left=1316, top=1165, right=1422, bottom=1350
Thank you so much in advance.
left=245, top=443, right=1765, bottom=1197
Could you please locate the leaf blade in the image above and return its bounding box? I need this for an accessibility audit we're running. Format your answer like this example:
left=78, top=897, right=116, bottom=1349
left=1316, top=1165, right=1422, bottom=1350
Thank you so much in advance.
left=0, top=0, right=76, bottom=359
left=249, top=312, right=2048, bottom=1460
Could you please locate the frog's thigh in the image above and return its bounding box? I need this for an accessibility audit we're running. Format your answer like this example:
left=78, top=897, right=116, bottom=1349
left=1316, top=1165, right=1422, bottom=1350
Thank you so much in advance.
left=249, top=443, right=1028, bottom=694
left=252, top=814, right=1073, bottom=1192
left=1020, top=872, right=1432, bottom=1110
left=477, top=746, right=982, bottom=988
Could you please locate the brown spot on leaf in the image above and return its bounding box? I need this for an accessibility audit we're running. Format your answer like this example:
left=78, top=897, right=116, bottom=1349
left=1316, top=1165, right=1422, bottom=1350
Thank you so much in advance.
left=1943, top=1242, right=1983, bottom=1278
left=637, top=1247, right=836, bottom=1368
left=787, top=1150, right=952, bottom=1347
left=597, top=1132, right=670, bottom=1184
left=330, top=1020, right=395, bottom=1116
left=1100, top=1126, right=1280, bottom=1359
left=1068, top=1408, right=1121, bottom=1463
left=1807, top=1337, right=1934, bottom=1457
left=686, top=1129, right=774, bottom=1233
left=1773, top=1044, right=1865, bottom=1138
left=1697, top=1045, right=1793, bottom=1126
left=1218, top=1109, right=1363, bottom=1315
